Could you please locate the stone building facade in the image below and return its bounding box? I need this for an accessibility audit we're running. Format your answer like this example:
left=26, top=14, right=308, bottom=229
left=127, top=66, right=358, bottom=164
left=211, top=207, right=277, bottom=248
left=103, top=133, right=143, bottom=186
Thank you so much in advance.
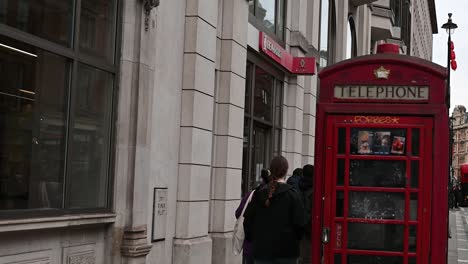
left=452, top=105, right=468, bottom=179
left=0, top=0, right=437, bottom=263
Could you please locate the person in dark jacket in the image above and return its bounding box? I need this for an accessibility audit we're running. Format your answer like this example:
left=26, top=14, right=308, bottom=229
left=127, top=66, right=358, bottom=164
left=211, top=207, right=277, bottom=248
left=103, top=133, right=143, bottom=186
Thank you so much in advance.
left=235, top=169, right=271, bottom=264
left=287, top=168, right=303, bottom=191
left=244, top=156, right=305, bottom=264
left=298, top=164, right=314, bottom=263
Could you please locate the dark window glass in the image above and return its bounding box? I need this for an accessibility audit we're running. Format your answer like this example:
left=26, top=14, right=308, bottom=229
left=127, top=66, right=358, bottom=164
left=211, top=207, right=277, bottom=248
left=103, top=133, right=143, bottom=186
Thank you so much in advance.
left=411, top=160, right=419, bottom=188
left=67, top=64, right=113, bottom=208
left=274, top=128, right=281, bottom=156
left=251, top=125, right=271, bottom=186
left=80, top=0, right=116, bottom=61
left=336, top=159, right=344, bottom=186
left=338, top=128, right=346, bottom=154
left=274, top=80, right=282, bottom=126
left=350, top=160, right=406, bottom=187
left=410, top=192, right=418, bottom=220
left=408, top=257, right=416, bottom=264
left=0, top=36, right=70, bottom=210
left=253, top=67, right=273, bottom=121
left=242, top=63, right=282, bottom=196
left=242, top=119, right=250, bottom=195
left=336, top=191, right=343, bottom=217
left=412, top=128, right=420, bottom=156
left=409, top=225, right=417, bottom=252
left=245, top=63, right=253, bottom=114
left=349, top=192, right=405, bottom=220
left=0, top=0, right=73, bottom=46
left=348, top=223, right=404, bottom=252
left=347, top=255, right=403, bottom=264
left=334, top=254, right=342, bottom=264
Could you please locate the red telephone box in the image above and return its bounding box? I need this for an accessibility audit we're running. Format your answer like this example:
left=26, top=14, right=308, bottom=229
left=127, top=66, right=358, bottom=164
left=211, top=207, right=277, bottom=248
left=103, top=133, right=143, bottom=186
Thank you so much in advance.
left=312, top=50, right=448, bottom=264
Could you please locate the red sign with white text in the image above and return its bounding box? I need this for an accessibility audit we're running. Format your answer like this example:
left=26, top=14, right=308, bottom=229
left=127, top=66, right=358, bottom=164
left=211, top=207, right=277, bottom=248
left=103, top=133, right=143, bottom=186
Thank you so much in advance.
left=259, top=32, right=316, bottom=75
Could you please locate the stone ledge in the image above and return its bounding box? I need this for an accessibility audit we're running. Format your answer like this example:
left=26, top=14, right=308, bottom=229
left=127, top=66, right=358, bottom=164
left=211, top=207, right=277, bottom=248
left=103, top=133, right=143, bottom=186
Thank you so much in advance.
left=289, top=31, right=310, bottom=54
left=0, top=213, right=116, bottom=233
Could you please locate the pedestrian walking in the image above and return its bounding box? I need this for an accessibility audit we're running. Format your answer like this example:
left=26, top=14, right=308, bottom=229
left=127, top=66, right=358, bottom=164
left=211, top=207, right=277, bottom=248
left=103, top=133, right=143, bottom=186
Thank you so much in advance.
left=235, top=169, right=271, bottom=264
left=243, top=156, right=305, bottom=264
left=287, top=168, right=303, bottom=191
left=298, top=164, right=314, bottom=264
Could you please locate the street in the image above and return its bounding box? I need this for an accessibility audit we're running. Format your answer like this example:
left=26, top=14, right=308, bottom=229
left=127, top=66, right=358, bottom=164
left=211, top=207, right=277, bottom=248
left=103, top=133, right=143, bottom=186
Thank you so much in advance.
left=449, top=208, right=468, bottom=263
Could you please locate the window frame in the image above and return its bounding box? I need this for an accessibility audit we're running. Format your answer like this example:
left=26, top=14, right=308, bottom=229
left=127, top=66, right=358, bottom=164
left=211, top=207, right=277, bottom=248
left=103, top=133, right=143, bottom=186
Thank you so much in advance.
left=0, top=0, right=120, bottom=219
left=248, top=0, right=286, bottom=45
left=242, top=55, right=284, bottom=196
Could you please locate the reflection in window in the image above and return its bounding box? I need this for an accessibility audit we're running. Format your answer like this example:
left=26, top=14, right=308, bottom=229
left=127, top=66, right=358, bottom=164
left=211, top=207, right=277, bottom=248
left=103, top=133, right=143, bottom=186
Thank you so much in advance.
left=254, top=67, right=273, bottom=122
left=349, top=192, right=405, bottom=220
left=0, top=0, right=117, bottom=214
left=67, top=64, right=113, bottom=209
left=320, top=0, right=335, bottom=67
left=242, top=63, right=283, bottom=195
left=0, top=0, right=73, bottom=46
left=348, top=223, right=404, bottom=252
left=0, top=36, right=70, bottom=210
left=257, top=0, right=275, bottom=32
left=346, top=17, right=357, bottom=59
left=80, top=0, right=116, bottom=61
left=249, top=0, right=285, bottom=39
left=350, top=160, right=406, bottom=187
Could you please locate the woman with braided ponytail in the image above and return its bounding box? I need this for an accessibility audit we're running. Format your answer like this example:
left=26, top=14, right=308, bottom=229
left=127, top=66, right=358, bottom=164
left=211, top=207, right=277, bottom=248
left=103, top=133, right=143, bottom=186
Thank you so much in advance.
left=243, top=156, right=305, bottom=264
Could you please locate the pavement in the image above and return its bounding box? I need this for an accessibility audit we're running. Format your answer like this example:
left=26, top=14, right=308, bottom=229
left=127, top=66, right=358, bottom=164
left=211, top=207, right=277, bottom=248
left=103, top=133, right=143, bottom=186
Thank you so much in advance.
left=448, top=207, right=468, bottom=263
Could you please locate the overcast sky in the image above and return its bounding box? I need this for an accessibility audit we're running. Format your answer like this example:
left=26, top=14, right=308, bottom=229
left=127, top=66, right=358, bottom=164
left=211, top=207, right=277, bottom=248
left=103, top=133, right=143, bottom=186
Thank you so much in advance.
left=432, top=0, right=468, bottom=114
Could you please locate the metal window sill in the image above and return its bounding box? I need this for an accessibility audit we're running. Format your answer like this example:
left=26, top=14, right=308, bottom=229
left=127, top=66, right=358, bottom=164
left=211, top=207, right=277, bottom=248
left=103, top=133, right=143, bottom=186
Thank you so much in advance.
left=0, top=213, right=116, bottom=233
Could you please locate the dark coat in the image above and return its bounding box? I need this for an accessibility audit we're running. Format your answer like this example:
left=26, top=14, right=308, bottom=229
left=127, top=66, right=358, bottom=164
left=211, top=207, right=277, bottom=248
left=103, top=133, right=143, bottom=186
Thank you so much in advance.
left=287, top=174, right=301, bottom=191
left=243, top=182, right=305, bottom=260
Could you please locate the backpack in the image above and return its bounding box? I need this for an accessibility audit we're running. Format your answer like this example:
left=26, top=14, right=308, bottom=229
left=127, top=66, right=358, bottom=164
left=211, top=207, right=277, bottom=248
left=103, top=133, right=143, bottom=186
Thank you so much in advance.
left=302, top=188, right=313, bottom=236
left=232, top=190, right=255, bottom=255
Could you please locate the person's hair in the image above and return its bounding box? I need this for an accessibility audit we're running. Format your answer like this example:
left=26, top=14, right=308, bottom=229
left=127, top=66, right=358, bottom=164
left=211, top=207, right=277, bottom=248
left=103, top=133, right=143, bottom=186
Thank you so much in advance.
left=303, top=164, right=314, bottom=178
left=260, top=168, right=271, bottom=184
left=292, top=168, right=303, bottom=177
left=265, top=156, right=289, bottom=207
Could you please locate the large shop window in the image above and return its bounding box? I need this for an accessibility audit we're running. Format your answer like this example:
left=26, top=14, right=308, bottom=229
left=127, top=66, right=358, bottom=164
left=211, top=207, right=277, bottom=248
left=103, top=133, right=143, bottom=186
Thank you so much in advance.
left=0, top=0, right=117, bottom=216
left=249, top=0, right=285, bottom=41
left=242, top=62, right=283, bottom=195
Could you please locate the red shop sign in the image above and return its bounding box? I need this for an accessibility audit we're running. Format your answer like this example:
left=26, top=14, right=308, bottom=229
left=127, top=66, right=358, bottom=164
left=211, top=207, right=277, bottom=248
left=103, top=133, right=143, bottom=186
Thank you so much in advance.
left=259, top=32, right=316, bottom=75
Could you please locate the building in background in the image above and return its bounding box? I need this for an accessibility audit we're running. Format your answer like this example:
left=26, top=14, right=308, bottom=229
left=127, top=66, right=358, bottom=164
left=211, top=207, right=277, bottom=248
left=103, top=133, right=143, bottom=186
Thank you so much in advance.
left=452, top=105, right=468, bottom=179
left=0, top=0, right=437, bottom=263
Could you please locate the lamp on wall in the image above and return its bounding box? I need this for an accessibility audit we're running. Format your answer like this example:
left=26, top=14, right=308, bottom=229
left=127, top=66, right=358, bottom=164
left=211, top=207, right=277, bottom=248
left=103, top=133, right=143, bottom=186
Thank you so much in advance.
left=141, top=0, right=160, bottom=31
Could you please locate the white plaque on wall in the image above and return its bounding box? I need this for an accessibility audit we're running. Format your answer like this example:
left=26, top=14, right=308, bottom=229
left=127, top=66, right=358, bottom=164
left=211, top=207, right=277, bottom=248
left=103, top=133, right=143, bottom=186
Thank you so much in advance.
left=152, top=188, right=168, bottom=241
